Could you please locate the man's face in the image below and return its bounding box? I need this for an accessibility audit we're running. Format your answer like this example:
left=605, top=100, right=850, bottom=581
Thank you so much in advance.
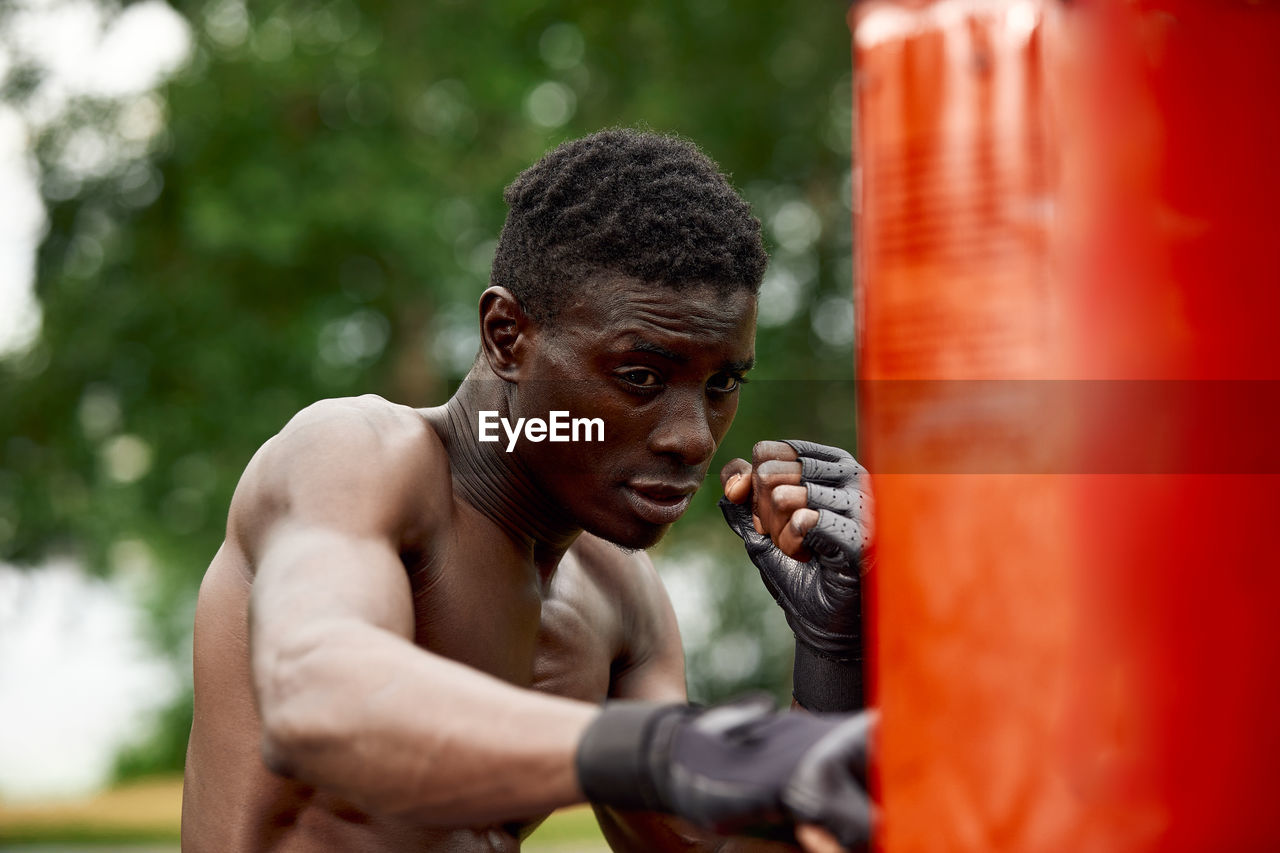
left=511, top=276, right=757, bottom=549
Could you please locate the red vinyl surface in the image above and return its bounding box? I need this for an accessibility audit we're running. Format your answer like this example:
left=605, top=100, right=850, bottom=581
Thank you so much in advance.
left=852, top=1, right=1280, bottom=849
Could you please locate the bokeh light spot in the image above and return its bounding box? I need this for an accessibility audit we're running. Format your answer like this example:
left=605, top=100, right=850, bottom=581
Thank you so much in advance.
left=524, top=81, right=576, bottom=128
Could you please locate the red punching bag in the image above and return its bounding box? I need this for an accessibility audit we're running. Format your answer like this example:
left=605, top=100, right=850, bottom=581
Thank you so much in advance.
left=852, top=1, right=1280, bottom=849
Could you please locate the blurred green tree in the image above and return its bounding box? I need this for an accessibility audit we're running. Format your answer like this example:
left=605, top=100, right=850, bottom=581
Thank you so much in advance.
left=0, top=0, right=856, bottom=777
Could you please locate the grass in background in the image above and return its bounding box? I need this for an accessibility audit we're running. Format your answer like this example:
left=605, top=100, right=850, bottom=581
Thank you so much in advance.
left=0, top=777, right=608, bottom=851
left=0, top=776, right=181, bottom=846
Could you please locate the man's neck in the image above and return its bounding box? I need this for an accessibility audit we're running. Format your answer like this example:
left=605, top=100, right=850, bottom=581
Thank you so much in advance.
left=428, top=373, right=581, bottom=574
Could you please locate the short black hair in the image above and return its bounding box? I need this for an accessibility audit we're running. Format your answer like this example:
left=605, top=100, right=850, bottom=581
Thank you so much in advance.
left=491, top=128, right=768, bottom=322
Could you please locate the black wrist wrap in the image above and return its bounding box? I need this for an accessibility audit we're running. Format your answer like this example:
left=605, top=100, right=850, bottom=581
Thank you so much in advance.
left=793, top=643, right=864, bottom=712
left=575, top=702, right=685, bottom=812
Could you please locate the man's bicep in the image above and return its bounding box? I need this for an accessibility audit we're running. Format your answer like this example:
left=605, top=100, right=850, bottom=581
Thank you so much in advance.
left=245, top=507, right=419, bottom=719
left=251, top=521, right=416, bottom=645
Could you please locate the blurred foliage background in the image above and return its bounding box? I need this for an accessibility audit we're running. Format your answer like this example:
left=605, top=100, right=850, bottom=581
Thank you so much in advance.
left=0, top=0, right=856, bottom=784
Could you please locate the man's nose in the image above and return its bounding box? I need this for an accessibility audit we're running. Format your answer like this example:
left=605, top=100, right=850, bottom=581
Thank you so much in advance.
left=649, top=392, right=717, bottom=467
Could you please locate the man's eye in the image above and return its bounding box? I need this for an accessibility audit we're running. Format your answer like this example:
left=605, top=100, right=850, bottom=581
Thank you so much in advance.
left=707, top=373, right=744, bottom=394
left=619, top=369, right=661, bottom=388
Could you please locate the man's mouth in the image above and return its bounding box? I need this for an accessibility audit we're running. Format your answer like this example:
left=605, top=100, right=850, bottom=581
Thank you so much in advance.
left=624, top=481, right=700, bottom=525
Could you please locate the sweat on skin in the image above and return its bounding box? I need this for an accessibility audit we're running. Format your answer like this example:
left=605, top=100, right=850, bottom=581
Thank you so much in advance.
left=478, top=409, right=605, bottom=452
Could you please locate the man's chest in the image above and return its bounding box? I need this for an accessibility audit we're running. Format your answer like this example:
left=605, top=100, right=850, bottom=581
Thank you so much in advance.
left=406, top=541, right=618, bottom=703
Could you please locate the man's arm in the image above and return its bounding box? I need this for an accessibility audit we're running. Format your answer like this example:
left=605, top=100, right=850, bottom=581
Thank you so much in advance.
left=240, top=398, right=597, bottom=825
left=719, top=440, right=872, bottom=713
left=713, top=438, right=877, bottom=852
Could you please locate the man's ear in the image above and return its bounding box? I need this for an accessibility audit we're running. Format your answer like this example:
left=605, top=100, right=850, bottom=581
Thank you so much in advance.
left=478, top=286, right=535, bottom=381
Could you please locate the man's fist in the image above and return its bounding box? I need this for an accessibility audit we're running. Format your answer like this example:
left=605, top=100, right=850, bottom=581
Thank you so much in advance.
left=720, top=440, right=872, bottom=712
left=576, top=697, right=876, bottom=850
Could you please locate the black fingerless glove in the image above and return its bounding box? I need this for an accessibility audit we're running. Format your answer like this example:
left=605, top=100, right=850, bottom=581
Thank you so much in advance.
left=575, top=697, right=875, bottom=848
left=720, top=440, right=873, bottom=712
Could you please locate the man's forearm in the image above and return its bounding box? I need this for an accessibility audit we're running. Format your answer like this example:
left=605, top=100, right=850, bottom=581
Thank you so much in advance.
left=256, top=619, right=597, bottom=825
left=793, top=636, right=864, bottom=713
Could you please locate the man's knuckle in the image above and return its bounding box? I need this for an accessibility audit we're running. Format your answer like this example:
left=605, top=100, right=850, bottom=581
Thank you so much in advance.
left=759, top=460, right=801, bottom=483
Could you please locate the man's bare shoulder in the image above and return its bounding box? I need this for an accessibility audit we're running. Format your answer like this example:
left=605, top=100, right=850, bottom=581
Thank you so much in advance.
left=567, top=534, right=685, bottom=701
left=228, top=394, right=450, bottom=557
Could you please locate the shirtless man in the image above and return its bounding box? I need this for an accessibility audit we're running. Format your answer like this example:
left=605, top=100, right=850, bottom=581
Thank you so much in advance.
left=181, top=129, right=873, bottom=852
